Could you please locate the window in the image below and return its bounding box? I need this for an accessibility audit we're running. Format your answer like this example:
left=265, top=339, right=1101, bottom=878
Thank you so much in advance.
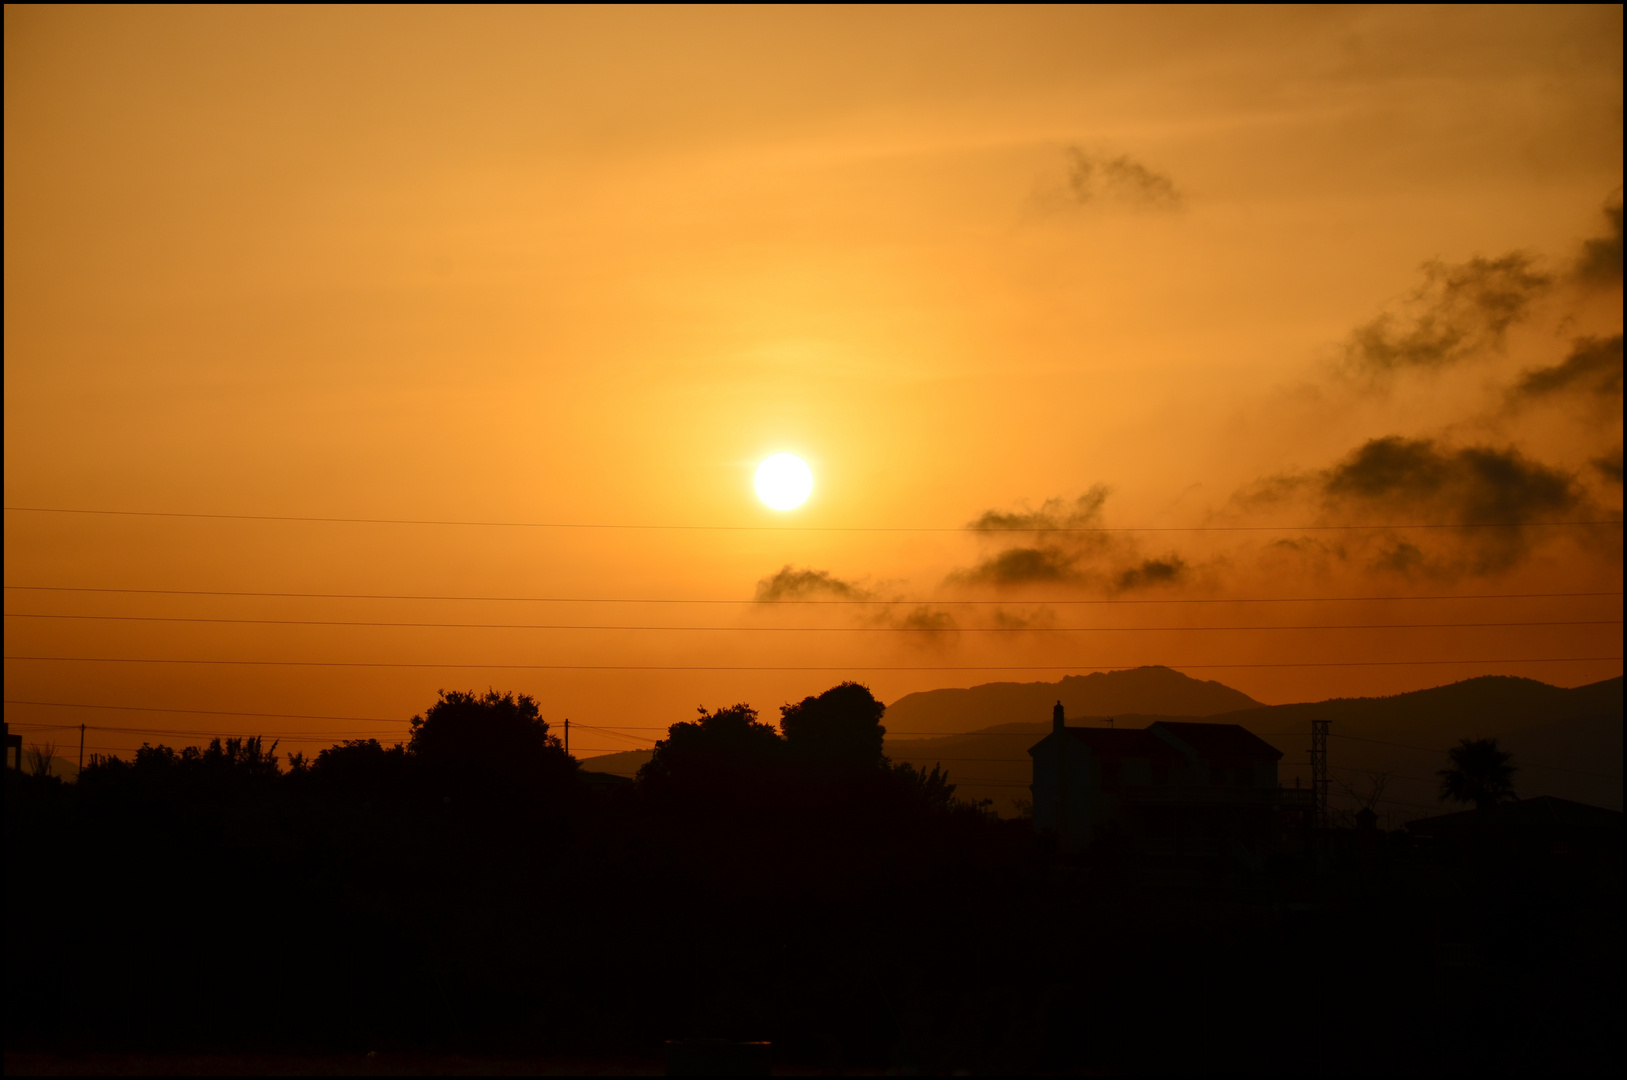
left=1150, top=761, right=1171, bottom=786
left=1210, top=765, right=1227, bottom=787
left=1234, top=766, right=1254, bottom=788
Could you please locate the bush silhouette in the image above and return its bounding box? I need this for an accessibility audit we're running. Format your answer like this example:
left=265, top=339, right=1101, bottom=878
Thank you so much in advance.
left=81, top=735, right=281, bottom=791
left=307, top=737, right=409, bottom=793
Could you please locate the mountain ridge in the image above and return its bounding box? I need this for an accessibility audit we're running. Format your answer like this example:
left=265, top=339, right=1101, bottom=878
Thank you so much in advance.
left=882, top=665, right=1262, bottom=736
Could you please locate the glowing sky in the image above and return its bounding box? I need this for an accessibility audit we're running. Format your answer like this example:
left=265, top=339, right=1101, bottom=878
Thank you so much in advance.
left=5, top=6, right=1621, bottom=760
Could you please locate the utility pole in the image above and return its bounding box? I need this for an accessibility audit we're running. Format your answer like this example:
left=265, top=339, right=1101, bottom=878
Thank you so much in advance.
left=564, top=718, right=570, bottom=756
left=79, top=724, right=85, bottom=772
left=1310, top=719, right=1330, bottom=830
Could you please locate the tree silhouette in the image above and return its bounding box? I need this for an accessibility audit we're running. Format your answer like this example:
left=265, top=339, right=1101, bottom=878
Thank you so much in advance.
left=408, top=688, right=565, bottom=764
left=637, top=703, right=785, bottom=798
left=780, top=681, right=887, bottom=769
left=405, top=689, right=576, bottom=808
left=1437, top=737, right=1517, bottom=810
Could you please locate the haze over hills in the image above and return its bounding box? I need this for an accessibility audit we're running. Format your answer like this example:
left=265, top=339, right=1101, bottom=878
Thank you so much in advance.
left=579, top=672, right=1624, bottom=820
left=876, top=674, right=1623, bottom=819
left=882, top=666, right=1262, bottom=737
left=1217, top=675, right=1624, bottom=815
left=1215, top=675, right=1621, bottom=742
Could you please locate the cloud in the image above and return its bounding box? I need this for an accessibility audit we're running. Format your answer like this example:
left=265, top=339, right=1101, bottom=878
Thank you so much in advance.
left=1346, top=253, right=1551, bottom=374
left=1321, top=437, right=1581, bottom=525
left=1237, top=436, right=1598, bottom=577
left=894, top=605, right=957, bottom=633
left=949, top=487, right=1195, bottom=593
left=754, top=565, right=870, bottom=602
left=751, top=566, right=961, bottom=642
left=990, top=606, right=1057, bottom=630
left=1574, top=194, right=1624, bottom=285
left=1115, top=556, right=1187, bottom=591
left=1064, top=149, right=1182, bottom=209
left=1319, top=436, right=1591, bottom=574
left=953, top=487, right=1112, bottom=585
left=1594, top=446, right=1624, bottom=484
left=952, top=545, right=1082, bottom=586
left=966, top=486, right=1110, bottom=532
left=1370, top=539, right=1429, bottom=576
left=1511, top=334, right=1623, bottom=400
left=1229, top=472, right=1313, bottom=512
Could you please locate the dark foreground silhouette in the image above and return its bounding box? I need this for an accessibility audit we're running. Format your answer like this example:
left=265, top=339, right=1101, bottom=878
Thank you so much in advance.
left=5, top=684, right=1621, bottom=1074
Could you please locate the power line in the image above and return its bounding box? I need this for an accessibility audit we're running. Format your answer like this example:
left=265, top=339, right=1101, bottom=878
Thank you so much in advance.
left=569, top=724, right=659, bottom=747
left=27, top=732, right=393, bottom=746
left=0, top=703, right=1031, bottom=746
left=7, top=655, right=1619, bottom=670
left=882, top=756, right=1032, bottom=764
left=16, top=727, right=623, bottom=756
left=1277, top=733, right=1624, bottom=780
left=6, top=585, right=1622, bottom=605
left=7, top=612, right=1618, bottom=632
left=575, top=724, right=1046, bottom=733
left=8, top=505, right=1621, bottom=532
left=7, top=722, right=397, bottom=738
left=3, top=699, right=405, bottom=723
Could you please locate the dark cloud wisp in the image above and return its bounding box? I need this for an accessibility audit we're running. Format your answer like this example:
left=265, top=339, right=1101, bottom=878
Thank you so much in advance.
left=1115, top=556, right=1187, bottom=591
left=953, top=545, right=1082, bottom=586
left=1065, top=149, right=1182, bottom=209
left=1574, top=195, right=1624, bottom=285
left=1594, top=446, right=1624, bottom=485
left=1346, top=253, right=1551, bottom=375
left=754, top=566, right=871, bottom=602
left=1321, top=436, right=1582, bottom=526
left=950, top=488, right=1193, bottom=593
left=966, top=486, right=1110, bottom=532
left=1512, top=334, right=1623, bottom=401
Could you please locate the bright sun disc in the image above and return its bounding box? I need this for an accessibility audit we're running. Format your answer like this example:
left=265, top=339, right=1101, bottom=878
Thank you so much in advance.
left=754, top=453, right=813, bottom=510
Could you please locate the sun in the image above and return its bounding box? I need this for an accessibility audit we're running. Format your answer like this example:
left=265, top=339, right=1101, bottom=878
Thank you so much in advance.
left=754, top=453, right=813, bottom=510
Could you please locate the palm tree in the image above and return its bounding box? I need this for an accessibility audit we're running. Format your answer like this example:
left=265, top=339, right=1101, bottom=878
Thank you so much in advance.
left=1437, top=738, right=1517, bottom=810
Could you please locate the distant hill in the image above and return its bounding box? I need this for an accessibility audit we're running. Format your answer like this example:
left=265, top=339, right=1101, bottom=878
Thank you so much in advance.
left=1218, top=674, right=1620, bottom=741
left=579, top=749, right=652, bottom=779
left=1218, top=675, right=1623, bottom=814
left=883, top=666, right=1261, bottom=737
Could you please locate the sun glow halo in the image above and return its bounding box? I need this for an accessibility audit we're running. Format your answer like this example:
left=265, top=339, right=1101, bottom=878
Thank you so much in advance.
left=754, top=453, right=813, bottom=510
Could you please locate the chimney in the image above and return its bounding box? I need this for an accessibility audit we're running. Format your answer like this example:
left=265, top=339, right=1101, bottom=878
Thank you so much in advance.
left=1052, top=700, right=1065, bottom=736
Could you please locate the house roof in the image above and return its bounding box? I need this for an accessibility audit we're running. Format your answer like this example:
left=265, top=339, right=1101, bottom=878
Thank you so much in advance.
left=1406, top=795, right=1624, bottom=834
left=1149, top=721, right=1283, bottom=763
left=1058, top=727, right=1182, bottom=758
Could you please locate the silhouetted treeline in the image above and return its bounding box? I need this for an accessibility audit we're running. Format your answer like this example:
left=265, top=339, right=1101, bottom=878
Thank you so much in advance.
left=5, top=683, right=1621, bottom=1073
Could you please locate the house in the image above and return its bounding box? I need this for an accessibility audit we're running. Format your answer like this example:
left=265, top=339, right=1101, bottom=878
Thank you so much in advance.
left=1029, top=701, right=1310, bottom=854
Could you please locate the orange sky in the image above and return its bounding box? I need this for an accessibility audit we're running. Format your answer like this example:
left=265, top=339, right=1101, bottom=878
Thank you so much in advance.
left=5, top=6, right=1622, bottom=762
